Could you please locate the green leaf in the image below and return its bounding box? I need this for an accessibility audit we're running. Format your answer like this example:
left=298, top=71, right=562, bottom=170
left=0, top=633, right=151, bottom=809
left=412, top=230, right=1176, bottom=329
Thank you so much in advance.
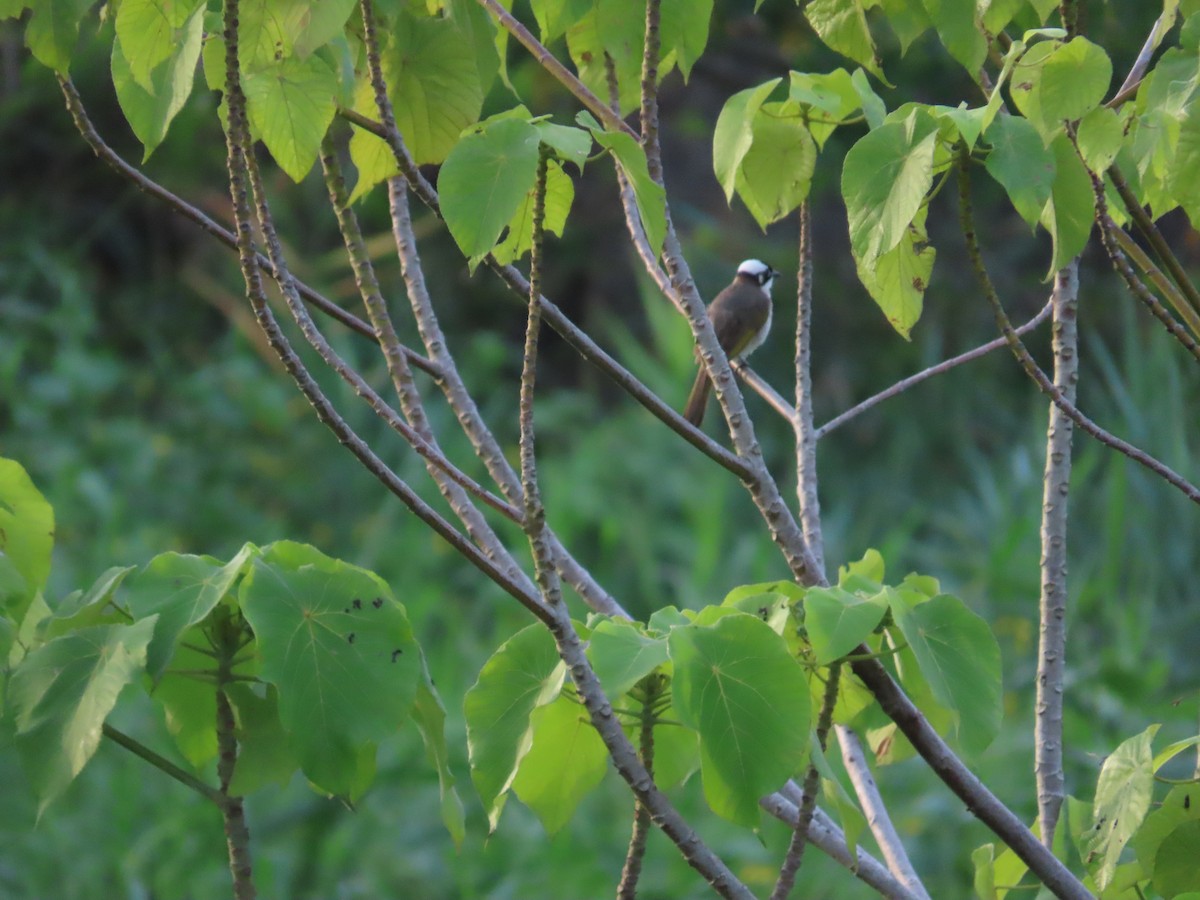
left=114, top=0, right=205, bottom=91
left=411, top=655, right=466, bottom=848
left=566, top=7, right=639, bottom=115
left=0, top=457, right=54, bottom=624
left=804, top=586, right=888, bottom=665
left=650, top=701, right=701, bottom=789
left=38, top=566, right=134, bottom=641
left=588, top=619, right=669, bottom=699
left=488, top=158, right=575, bottom=267
left=854, top=203, right=935, bottom=339
left=384, top=9, right=486, bottom=165
left=125, top=545, right=256, bottom=680
left=658, top=0, right=713, bottom=81
left=226, top=682, right=300, bottom=795
left=531, top=0, right=591, bottom=42
left=112, top=5, right=204, bottom=160
left=1012, top=38, right=1112, bottom=140
left=1084, top=724, right=1159, bottom=891
left=713, top=79, right=782, bottom=202
left=878, top=0, right=931, bottom=54
left=440, top=117, right=542, bottom=267
left=152, top=636, right=219, bottom=769
left=535, top=121, right=592, bottom=172
left=971, top=842, right=996, bottom=900
left=10, top=619, right=156, bottom=814
left=1039, top=133, right=1095, bottom=276
left=648, top=605, right=691, bottom=633
left=578, top=111, right=667, bottom=255
left=805, top=0, right=883, bottom=79
left=788, top=68, right=863, bottom=148
left=843, top=108, right=938, bottom=264
left=723, top=580, right=807, bottom=606
left=889, top=592, right=1002, bottom=755
left=1153, top=821, right=1200, bottom=899
left=511, top=689, right=608, bottom=834
left=464, top=622, right=564, bottom=830
left=239, top=541, right=421, bottom=800
left=292, top=0, right=359, bottom=58
left=1075, top=106, right=1124, bottom=174
left=236, top=0, right=309, bottom=71
left=735, top=103, right=817, bottom=230
left=851, top=68, right=887, bottom=129
left=669, top=612, right=810, bottom=827
left=24, top=0, right=92, bottom=73
left=1134, top=783, right=1200, bottom=878
left=243, top=54, right=339, bottom=182
left=838, top=548, right=885, bottom=586
left=921, top=0, right=986, bottom=75
left=985, top=113, right=1056, bottom=228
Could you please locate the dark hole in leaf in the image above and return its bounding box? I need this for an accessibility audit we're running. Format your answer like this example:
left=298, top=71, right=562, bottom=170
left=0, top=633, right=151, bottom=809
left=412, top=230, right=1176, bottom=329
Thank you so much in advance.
left=352, top=598, right=363, bottom=610
left=391, top=649, right=403, bottom=662
left=348, top=632, right=356, bottom=644
left=372, top=598, right=383, bottom=609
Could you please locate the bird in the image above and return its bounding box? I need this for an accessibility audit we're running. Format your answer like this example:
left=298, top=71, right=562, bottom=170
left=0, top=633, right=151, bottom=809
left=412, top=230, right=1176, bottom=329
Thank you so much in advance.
left=683, top=259, right=777, bottom=427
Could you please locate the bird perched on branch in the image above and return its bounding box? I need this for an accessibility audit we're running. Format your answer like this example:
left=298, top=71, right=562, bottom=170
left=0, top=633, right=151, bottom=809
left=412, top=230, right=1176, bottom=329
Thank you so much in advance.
left=683, top=259, right=777, bottom=427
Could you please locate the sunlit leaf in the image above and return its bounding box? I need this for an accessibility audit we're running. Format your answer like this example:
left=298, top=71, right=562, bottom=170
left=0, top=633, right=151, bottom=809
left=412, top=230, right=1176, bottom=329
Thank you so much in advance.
left=0, top=458, right=54, bottom=624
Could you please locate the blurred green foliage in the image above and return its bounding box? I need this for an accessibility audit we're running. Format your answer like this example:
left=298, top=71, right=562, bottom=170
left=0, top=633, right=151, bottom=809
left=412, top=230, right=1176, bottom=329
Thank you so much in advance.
left=2, top=2, right=1199, bottom=897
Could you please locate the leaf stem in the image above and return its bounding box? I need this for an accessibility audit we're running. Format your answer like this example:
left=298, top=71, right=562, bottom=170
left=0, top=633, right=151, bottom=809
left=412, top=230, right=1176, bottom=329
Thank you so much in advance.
left=101, top=724, right=223, bottom=805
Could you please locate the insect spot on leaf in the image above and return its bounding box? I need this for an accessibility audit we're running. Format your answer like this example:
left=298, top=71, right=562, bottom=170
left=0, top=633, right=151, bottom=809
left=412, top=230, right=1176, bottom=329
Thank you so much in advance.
left=1186, top=795, right=1191, bottom=810
left=348, top=632, right=356, bottom=644
left=372, top=598, right=383, bottom=609
left=391, top=648, right=403, bottom=662
left=352, top=598, right=362, bottom=610
left=912, top=277, right=925, bottom=290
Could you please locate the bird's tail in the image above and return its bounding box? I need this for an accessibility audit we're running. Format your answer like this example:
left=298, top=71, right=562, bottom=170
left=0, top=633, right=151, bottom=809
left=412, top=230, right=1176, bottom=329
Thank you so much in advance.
left=683, top=367, right=711, bottom=426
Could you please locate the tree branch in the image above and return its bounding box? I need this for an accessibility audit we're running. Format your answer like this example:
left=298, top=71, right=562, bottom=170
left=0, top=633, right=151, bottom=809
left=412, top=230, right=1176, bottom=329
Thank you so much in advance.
left=1035, top=261, right=1079, bottom=845
left=836, top=726, right=931, bottom=900
left=958, top=148, right=1200, bottom=508
left=793, top=202, right=824, bottom=574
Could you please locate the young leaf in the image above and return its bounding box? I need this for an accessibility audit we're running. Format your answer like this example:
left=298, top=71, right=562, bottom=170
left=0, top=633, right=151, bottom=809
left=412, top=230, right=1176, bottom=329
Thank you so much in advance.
left=1083, top=724, right=1159, bottom=891
left=114, top=0, right=205, bottom=92
left=124, top=544, right=257, bottom=680
left=735, top=104, right=817, bottom=230
left=803, top=586, right=888, bottom=665
left=578, top=111, right=667, bottom=255
left=712, top=78, right=782, bottom=202
left=922, top=0, right=986, bottom=76
left=226, top=683, right=300, bottom=796
left=804, top=0, right=883, bottom=79
left=0, top=457, right=54, bottom=624
left=463, top=622, right=565, bottom=830
left=984, top=113, right=1056, bottom=228
left=440, top=117, right=542, bottom=267
left=1039, top=133, right=1095, bottom=276
left=10, top=618, right=156, bottom=815
left=669, top=612, right=810, bottom=827
left=587, top=619, right=669, bottom=699
left=243, top=54, right=339, bottom=183
left=38, top=566, right=135, bottom=640
left=112, top=6, right=205, bottom=160
left=511, top=690, right=608, bottom=834
left=239, top=542, right=421, bottom=799
left=888, top=592, right=1002, bottom=755
left=23, top=0, right=93, bottom=73
left=382, top=9, right=487, bottom=165
left=488, top=159, right=575, bottom=267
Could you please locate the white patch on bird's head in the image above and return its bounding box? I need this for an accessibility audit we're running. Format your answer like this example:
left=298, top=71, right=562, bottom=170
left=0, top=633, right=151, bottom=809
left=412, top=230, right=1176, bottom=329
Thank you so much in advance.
left=736, top=259, right=777, bottom=295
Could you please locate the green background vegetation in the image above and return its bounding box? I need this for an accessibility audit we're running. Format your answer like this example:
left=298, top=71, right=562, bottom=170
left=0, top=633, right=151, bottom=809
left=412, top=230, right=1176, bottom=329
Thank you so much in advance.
left=2, top=2, right=1198, bottom=896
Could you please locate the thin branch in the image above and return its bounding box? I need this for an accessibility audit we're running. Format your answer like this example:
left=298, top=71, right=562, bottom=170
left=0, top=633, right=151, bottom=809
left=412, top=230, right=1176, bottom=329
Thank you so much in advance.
left=770, top=663, right=840, bottom=899
left=476, top=0, right=635, bottom=138
left=617, top=676, right=663, bottom=899
left=219, top=0, right=549, bottom=625
left=1111, top=227, right=1200, bottom=341
left=101, top=723, right=224, bottom=805
left=848, top=656, right=1093, bottom=899
left=815, top=300, right=1054, bottom=440
left=216, top=683, right=255, bottom=900
left=836, top=726, right=931, bottom=900
left=638, top=0, right=663, bottom=182
left=793, top=202, right=824, bottom=574
left=1035, top=261, right=1079, bottom=845
left=319, top=136, right=535, bottom=590
left=1109, top=10, right=1174, bottom=107
left=958, top=149, right=1200, bottom=507
left=519, top=146, right=562, bottom=605
left=1106, top=165, right=1200, bottom=355
left=344, top=16, right=750, bottom=483
left=54, top=80, right=440, bottom=380
left=760, top=789, right=923, bottom=900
